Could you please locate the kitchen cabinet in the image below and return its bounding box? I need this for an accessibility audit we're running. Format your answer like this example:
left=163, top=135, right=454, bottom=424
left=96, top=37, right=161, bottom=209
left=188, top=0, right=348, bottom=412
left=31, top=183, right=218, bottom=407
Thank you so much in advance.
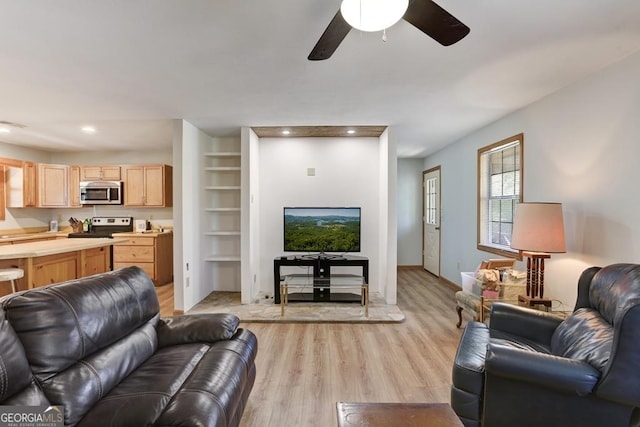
left=113, top=232, right=173, bottom=285
left=6, top=162, right=37, bottom=208
left=81, top=166, right=121, bottom=181
left=0, top=238, right=120, bottom=295
left=38, top=163, right=69, bottom=207
left=69, top=166, right=81, bottom=207
left=123, top=165, right=172, bottom=207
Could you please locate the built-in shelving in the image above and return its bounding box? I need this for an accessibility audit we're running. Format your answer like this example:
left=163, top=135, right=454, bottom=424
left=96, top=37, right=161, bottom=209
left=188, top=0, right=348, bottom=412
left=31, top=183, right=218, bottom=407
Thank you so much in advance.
left=202, top=141, right=242, bottom=291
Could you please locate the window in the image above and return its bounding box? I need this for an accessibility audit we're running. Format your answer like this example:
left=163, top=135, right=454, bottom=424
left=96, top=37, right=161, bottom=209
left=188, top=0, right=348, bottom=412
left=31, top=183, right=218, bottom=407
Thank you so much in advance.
left=425, top=176, right=437, bottom=226
left=477, top=134, right=523, bottom=258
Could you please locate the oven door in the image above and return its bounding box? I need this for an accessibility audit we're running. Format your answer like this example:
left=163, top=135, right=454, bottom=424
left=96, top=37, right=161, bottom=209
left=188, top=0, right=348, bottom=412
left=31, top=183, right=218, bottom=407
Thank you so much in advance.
left=80, top=181, right=122, bottom=205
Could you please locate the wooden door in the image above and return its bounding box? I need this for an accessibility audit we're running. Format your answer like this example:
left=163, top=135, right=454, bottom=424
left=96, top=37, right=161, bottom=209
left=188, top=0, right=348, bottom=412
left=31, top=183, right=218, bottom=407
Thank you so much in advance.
left=124, top=166, right=145, bottom=205
left=23, top=162, right=37, bottom=207
left=38, top=164, right=68, bottom=207
left=144, top=166, right=165, bottom=206
left=81, top=166, right=102, bottom=181
left=423, top=167, right=441, bottom=277
left=69, top=166, right=81, bottom=207
left=101, top=166, right=121, bottom=180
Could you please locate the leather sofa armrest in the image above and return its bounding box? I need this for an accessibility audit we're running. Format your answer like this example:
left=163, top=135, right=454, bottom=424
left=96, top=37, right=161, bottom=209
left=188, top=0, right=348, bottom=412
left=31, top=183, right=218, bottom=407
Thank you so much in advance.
left=489, top=302, right=563, bottom=345
left=157, top=313, right=240, bottom=348
left=486, top=341, right=600, bottom=395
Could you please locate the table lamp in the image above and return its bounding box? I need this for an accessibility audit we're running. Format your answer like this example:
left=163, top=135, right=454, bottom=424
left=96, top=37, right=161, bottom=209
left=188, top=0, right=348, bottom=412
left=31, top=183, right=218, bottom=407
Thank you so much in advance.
left=510, top=202, right=566, bottom=299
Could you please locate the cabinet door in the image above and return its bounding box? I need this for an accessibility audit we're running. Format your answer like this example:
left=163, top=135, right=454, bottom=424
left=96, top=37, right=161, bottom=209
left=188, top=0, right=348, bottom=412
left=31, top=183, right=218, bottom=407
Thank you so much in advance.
left=80, top=166, right=102, bottom=181
left=81, top=166, right=121, bottom=181
left=101, top=166, right=121, bottom=180
left=69, top=166, right=81, bottom=207
left=124, top=166, right=145, bottom=206
left=23, top=162, right=37, bottom=207
left=144, top=166, right=165, bottom=206
left=38, top=164, right=69, bottom=207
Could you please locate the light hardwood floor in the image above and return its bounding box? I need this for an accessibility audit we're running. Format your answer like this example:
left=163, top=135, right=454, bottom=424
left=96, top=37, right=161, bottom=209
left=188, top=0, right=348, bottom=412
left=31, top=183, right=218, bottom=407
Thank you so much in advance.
left=156, top=268, right=464, bottom=427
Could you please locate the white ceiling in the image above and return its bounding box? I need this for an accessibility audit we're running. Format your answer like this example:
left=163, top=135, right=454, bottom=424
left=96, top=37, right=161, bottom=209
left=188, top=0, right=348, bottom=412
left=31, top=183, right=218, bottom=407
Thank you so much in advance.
left=1, top=0, right=640, bottom=157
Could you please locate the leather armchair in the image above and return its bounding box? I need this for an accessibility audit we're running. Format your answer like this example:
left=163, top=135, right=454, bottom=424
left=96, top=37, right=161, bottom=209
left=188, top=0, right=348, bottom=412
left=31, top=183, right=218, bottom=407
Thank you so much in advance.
left=451, top=264, right=640, bottom=427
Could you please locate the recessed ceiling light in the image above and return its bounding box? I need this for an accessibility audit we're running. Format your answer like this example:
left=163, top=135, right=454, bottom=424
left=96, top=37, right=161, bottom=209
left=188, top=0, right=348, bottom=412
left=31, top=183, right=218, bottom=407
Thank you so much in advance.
left=81, top=126, right=96, bottom=134
left=0, top=128, right=11, bottom=134
left=282, top=129, right=291, bottom=135
left=347, top=129, right=356, bottom=135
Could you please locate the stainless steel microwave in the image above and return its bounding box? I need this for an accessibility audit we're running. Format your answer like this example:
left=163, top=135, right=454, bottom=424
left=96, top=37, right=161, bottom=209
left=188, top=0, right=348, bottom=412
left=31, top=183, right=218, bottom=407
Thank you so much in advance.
left=80, top=181, right=123, bottom=205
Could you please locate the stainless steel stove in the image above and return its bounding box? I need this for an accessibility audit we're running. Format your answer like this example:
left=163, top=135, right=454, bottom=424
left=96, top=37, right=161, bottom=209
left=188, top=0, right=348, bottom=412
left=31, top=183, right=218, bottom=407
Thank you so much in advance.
left=68, top=217, right=133, bottom=238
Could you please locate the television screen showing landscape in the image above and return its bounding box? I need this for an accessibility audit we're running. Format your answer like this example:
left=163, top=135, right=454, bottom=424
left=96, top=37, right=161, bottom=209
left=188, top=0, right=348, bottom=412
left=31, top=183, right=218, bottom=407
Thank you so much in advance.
left=284, top=207, right=361, bottom=252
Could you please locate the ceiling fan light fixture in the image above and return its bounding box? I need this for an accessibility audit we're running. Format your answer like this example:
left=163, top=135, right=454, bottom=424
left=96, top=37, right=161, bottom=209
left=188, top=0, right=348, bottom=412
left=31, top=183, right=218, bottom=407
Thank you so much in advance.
left=340, top=0, right=409, bottom=32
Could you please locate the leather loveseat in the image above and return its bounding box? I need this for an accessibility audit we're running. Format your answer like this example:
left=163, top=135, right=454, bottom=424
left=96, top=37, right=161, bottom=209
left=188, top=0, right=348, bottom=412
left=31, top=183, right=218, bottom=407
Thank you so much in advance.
left=451, top=263, right=640, bottom=427
left=0, top=266, right=257, bottom=427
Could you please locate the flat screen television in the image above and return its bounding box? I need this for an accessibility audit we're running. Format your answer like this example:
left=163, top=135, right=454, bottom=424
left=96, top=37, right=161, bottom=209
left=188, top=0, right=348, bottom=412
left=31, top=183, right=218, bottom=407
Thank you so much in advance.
left=283, top=207, right=361, bottom=254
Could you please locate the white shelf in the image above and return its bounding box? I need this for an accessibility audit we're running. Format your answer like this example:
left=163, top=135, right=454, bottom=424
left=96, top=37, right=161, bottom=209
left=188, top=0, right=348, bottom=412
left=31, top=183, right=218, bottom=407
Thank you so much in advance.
left=205, top=255, right=241, bottom=262
left=204, top=167, right=241, bottom=171
left=205, top=231, right=241, bottom=236
left=203, top=152, right=241, bottom=157
left=204, top=208, right=241, bottom=212
left=204, top=186, right=241, bottom=190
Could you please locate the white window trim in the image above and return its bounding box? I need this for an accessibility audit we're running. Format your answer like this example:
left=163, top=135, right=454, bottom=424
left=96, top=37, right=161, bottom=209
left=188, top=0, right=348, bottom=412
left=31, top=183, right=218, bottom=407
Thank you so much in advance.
left=477, top=133, right=524, bottom=259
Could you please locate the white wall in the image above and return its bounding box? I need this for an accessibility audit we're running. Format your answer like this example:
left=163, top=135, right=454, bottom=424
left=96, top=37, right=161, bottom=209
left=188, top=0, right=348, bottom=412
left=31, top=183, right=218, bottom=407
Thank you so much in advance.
left=420, top=50, right=640, bottom=310
left=241, top=127, right=260, bottom=303
left=397, top=158, right=424, bottom=266
left=257, top=137, right=382, bottom=296
left=174, top=120, right=214, bottom=312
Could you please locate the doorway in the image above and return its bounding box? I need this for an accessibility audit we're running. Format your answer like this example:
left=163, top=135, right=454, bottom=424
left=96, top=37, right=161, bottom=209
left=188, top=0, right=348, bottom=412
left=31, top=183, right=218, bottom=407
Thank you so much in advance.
left=423, top=166, right=441, bottom=276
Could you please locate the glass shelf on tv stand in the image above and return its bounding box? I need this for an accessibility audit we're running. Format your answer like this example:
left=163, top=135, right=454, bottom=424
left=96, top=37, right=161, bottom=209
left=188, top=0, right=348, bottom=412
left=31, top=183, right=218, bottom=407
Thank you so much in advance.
left=280, top=274, right=368, bottom=317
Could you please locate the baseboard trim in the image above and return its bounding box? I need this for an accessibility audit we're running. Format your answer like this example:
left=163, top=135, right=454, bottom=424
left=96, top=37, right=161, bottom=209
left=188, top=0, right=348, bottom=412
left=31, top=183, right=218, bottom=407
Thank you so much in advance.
left=397, top=265, right=423, bottom=270
left=439, top=275, right=462, bottom=291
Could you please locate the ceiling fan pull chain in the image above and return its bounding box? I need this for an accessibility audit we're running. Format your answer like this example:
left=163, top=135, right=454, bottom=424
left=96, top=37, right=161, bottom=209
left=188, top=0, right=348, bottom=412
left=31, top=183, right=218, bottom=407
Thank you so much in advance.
left=382, top=28, right=387, bottom=42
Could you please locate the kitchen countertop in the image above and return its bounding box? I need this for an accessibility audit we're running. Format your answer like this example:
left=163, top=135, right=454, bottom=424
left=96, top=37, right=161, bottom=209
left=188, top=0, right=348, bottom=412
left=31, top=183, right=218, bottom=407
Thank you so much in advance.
left=112, top=231, right=173, bottom=237
left=0, top=237, right=129, bottom=260
left=0, top=231, right=69, bottom=242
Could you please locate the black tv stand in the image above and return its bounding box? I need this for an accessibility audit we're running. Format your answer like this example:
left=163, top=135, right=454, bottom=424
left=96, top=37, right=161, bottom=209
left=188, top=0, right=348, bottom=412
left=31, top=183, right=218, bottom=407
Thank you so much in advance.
left=299, top=252, right=345, bottom=261
left=273, top=255, right=368, bottom=304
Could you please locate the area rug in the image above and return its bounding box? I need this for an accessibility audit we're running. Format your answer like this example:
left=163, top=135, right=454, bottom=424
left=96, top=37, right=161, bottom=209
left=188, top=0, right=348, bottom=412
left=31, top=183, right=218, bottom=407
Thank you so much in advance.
left=187, top=292, right=405, bottom=323
left=336, top=402, right=462, bottom=427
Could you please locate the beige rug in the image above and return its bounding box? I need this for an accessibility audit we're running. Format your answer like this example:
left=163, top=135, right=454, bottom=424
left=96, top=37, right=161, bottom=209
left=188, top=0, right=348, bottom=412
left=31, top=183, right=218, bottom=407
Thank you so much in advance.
left=187, top=292, right=405, bottom=323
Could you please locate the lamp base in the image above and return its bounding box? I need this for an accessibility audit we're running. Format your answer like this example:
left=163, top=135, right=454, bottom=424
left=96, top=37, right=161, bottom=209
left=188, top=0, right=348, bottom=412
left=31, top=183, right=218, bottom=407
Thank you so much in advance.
left=522, top=251, right=551, bottom=298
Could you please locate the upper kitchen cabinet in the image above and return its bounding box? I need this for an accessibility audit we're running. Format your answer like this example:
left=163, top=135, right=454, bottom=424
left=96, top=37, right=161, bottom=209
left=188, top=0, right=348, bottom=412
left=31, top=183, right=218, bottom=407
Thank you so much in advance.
left=124, top=165, right=172, bottom=207
left=6, top=161, right=37, bottom=208
left=38, top=163, right=69, bottom=207
left=68, top=166, right=81, bottom=207
left=80, top=166, right=121, bottom=181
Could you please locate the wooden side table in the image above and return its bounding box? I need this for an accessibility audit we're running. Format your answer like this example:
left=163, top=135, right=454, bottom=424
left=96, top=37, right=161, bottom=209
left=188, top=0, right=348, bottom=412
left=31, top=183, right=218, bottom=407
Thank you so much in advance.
left=518, top=295, right=552, bottom=311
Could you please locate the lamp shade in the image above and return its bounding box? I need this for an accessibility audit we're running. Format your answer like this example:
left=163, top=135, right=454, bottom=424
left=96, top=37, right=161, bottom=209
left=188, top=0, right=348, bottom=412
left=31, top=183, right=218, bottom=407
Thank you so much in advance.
left=511, top=202, right=566, bottom=253
left=340, top=0, right=409, bottom=32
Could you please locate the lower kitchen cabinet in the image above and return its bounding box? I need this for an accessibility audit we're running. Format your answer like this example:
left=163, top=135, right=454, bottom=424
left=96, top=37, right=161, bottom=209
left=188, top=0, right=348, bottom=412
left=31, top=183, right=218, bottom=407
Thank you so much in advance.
left=113, top=232, right=173, bottom=285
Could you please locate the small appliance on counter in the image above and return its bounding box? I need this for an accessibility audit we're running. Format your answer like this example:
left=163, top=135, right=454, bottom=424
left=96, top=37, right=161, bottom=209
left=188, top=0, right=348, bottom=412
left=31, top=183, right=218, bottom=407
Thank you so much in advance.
left=68, top=217, right=133, bottom=238
left=135, top=219, right=151, bottom=233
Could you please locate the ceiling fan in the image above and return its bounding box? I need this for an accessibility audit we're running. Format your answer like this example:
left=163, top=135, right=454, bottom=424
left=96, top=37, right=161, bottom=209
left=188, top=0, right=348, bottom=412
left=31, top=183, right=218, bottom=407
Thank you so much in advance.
left=308, top=0, right=470, bottom=61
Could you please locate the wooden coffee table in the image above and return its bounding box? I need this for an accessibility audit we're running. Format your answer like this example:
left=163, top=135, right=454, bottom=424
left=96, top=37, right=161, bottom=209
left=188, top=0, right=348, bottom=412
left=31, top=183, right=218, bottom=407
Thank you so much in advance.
left=336, top=402, right=463, bottom=427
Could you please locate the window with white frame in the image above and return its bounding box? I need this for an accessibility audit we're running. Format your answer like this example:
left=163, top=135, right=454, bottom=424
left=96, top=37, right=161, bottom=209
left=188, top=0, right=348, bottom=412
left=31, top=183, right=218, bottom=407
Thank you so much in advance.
left=477, top=134, right=523, bottom=258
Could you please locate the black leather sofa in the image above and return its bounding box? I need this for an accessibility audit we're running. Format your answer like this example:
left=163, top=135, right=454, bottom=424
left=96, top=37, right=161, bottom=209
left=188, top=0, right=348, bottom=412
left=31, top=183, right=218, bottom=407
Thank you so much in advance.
left=451, top=263, right=640, bottom=427
left=0, top=266, right=257, bottom=427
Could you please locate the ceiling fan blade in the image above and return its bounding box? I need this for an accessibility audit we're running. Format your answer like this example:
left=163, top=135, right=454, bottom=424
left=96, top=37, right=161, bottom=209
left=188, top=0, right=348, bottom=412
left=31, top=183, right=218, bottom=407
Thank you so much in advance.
left=308, top=10, right=352, bottom=61
left=403, top=0, right=470, bottom=46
